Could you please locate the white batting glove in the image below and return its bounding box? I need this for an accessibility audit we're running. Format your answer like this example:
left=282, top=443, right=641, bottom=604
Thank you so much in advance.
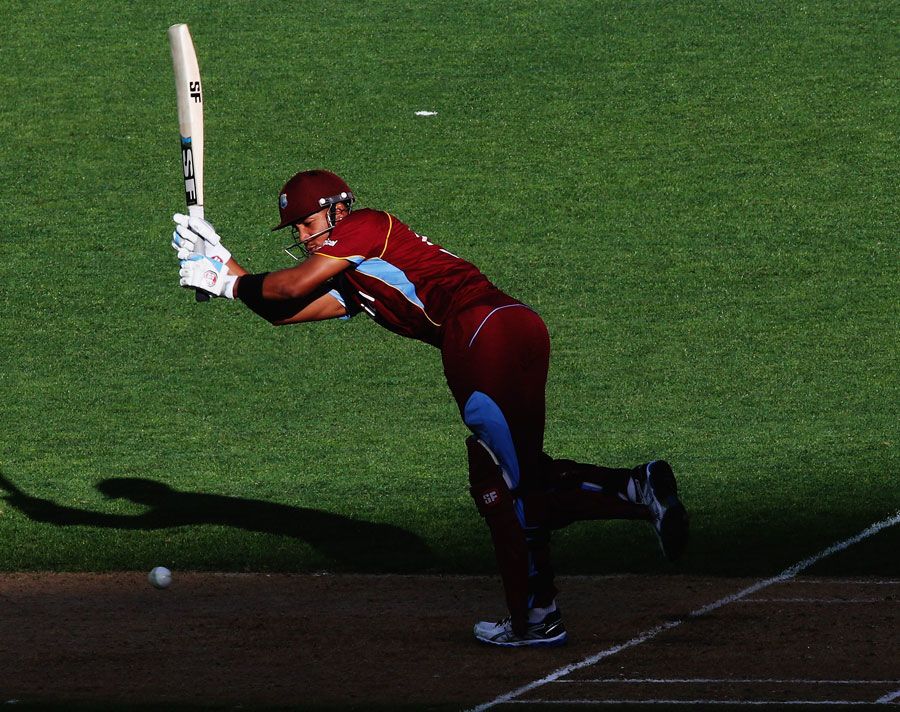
left=171, top=213, right=233, bottom=263
left=179, top=254, right=238, bottom=299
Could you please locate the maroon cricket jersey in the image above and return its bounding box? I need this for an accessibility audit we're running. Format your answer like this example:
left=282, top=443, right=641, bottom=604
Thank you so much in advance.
left=315, top=208, right=516, bottom=346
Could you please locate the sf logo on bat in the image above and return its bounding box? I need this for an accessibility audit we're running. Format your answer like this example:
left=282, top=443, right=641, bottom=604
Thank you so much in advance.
left=181, top=137, right=198, bottom=206
left=190, top=80, right=201, bottom=103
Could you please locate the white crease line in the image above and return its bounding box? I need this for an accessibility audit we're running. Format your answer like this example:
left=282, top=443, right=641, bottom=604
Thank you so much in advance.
left=877, top=688, right=900, bottom=703
left=738, top=598, right=893, bottom=604
left=466, top=509, right=900, bottom=712
left=785, top=579, right=900, bottom=586
left=507, top=700, right=881, bottom=706
left=554, top=679, right=900, bottom=685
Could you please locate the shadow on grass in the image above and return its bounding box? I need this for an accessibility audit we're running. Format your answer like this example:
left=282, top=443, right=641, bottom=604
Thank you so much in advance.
left=0, top=471, right=432, bottom=571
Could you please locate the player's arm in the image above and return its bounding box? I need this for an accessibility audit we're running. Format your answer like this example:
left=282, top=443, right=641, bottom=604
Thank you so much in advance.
left=270, top=292, right=347, bottom=325
left=252, top=254, right=350, bottom=301
left=224, top=256, right=248, bottom=277
left=238, top=283, right=348, bottom=325
left=232, top=255, right=352, bottom=324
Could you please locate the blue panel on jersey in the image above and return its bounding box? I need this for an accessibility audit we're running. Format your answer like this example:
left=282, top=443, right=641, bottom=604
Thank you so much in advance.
left=463, top=391, right=521, bottom=491
left=355, top=258, right=426, bottom=311
left=326, top=289, right=353, bottom=321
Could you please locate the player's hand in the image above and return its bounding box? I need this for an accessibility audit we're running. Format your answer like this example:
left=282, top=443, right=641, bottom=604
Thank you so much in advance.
left=171, top=213, right=233, bottom=264
left=179, top=254, right=238, bottom=299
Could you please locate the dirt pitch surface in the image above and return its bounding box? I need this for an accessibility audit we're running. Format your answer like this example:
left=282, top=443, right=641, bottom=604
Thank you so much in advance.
left=0, top=573, right=897, bottom=711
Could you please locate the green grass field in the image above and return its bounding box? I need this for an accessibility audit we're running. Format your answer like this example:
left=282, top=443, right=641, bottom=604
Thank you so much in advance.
left=1, top=1, right=896, bottom=578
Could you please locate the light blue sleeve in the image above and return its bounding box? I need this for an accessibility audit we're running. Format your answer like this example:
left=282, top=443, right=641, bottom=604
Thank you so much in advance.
left=327, top=285, right=359, bottom=321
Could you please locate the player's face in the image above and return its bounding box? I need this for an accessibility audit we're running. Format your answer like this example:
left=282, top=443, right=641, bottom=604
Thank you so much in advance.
left=284, top=203, right=350, bottom=261
left=294, top=208, right=332, bottom=255
left=288, top=208, right=331, bottom=257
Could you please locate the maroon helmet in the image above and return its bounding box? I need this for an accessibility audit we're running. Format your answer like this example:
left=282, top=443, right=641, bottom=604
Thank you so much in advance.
left=272, top=170, right=355, bottom=231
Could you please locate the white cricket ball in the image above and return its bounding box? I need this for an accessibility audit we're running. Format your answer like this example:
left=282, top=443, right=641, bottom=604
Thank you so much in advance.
left=148, top=566, right=172, bottom=589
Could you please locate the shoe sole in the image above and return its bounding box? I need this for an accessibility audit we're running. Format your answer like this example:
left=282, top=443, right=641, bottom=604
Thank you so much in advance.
left=475, top=631, right=569, bottom=648
left=647, top=461, right=689, bottom=561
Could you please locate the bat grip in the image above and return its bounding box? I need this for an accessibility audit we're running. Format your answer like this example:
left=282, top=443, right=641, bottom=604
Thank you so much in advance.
left=188, top=206, right=210, bottom=302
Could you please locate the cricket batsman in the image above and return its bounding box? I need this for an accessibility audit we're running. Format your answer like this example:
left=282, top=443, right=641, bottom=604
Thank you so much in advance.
left=172, top=169, right=689, bottom=647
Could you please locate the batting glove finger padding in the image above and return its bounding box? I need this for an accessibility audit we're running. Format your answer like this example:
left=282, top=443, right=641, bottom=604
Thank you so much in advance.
left=171, top=227, right=196, bottom=260
left=178, top=255, right=237, bottom=299
left=171, top=213, right=233, bottom=264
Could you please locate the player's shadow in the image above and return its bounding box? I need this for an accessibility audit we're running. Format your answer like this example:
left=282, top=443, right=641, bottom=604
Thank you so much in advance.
left=0, top=472, right=432, bottom=572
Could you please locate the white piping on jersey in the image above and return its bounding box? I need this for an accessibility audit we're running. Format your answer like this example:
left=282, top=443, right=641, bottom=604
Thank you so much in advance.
left=358, top=289, right=376, bottom=316
left=468, top=304, right=531, bottom=349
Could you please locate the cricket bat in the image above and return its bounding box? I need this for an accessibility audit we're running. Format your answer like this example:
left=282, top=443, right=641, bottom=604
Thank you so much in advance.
left=168, top=23, right=209, bottom=302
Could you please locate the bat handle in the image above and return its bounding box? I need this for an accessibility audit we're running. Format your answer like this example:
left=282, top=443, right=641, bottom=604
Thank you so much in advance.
left=188, top=205, right=210, bottom=302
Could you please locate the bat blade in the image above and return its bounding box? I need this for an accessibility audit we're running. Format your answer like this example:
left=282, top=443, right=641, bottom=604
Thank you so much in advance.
left=168, top=23, right=209, bottom=302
